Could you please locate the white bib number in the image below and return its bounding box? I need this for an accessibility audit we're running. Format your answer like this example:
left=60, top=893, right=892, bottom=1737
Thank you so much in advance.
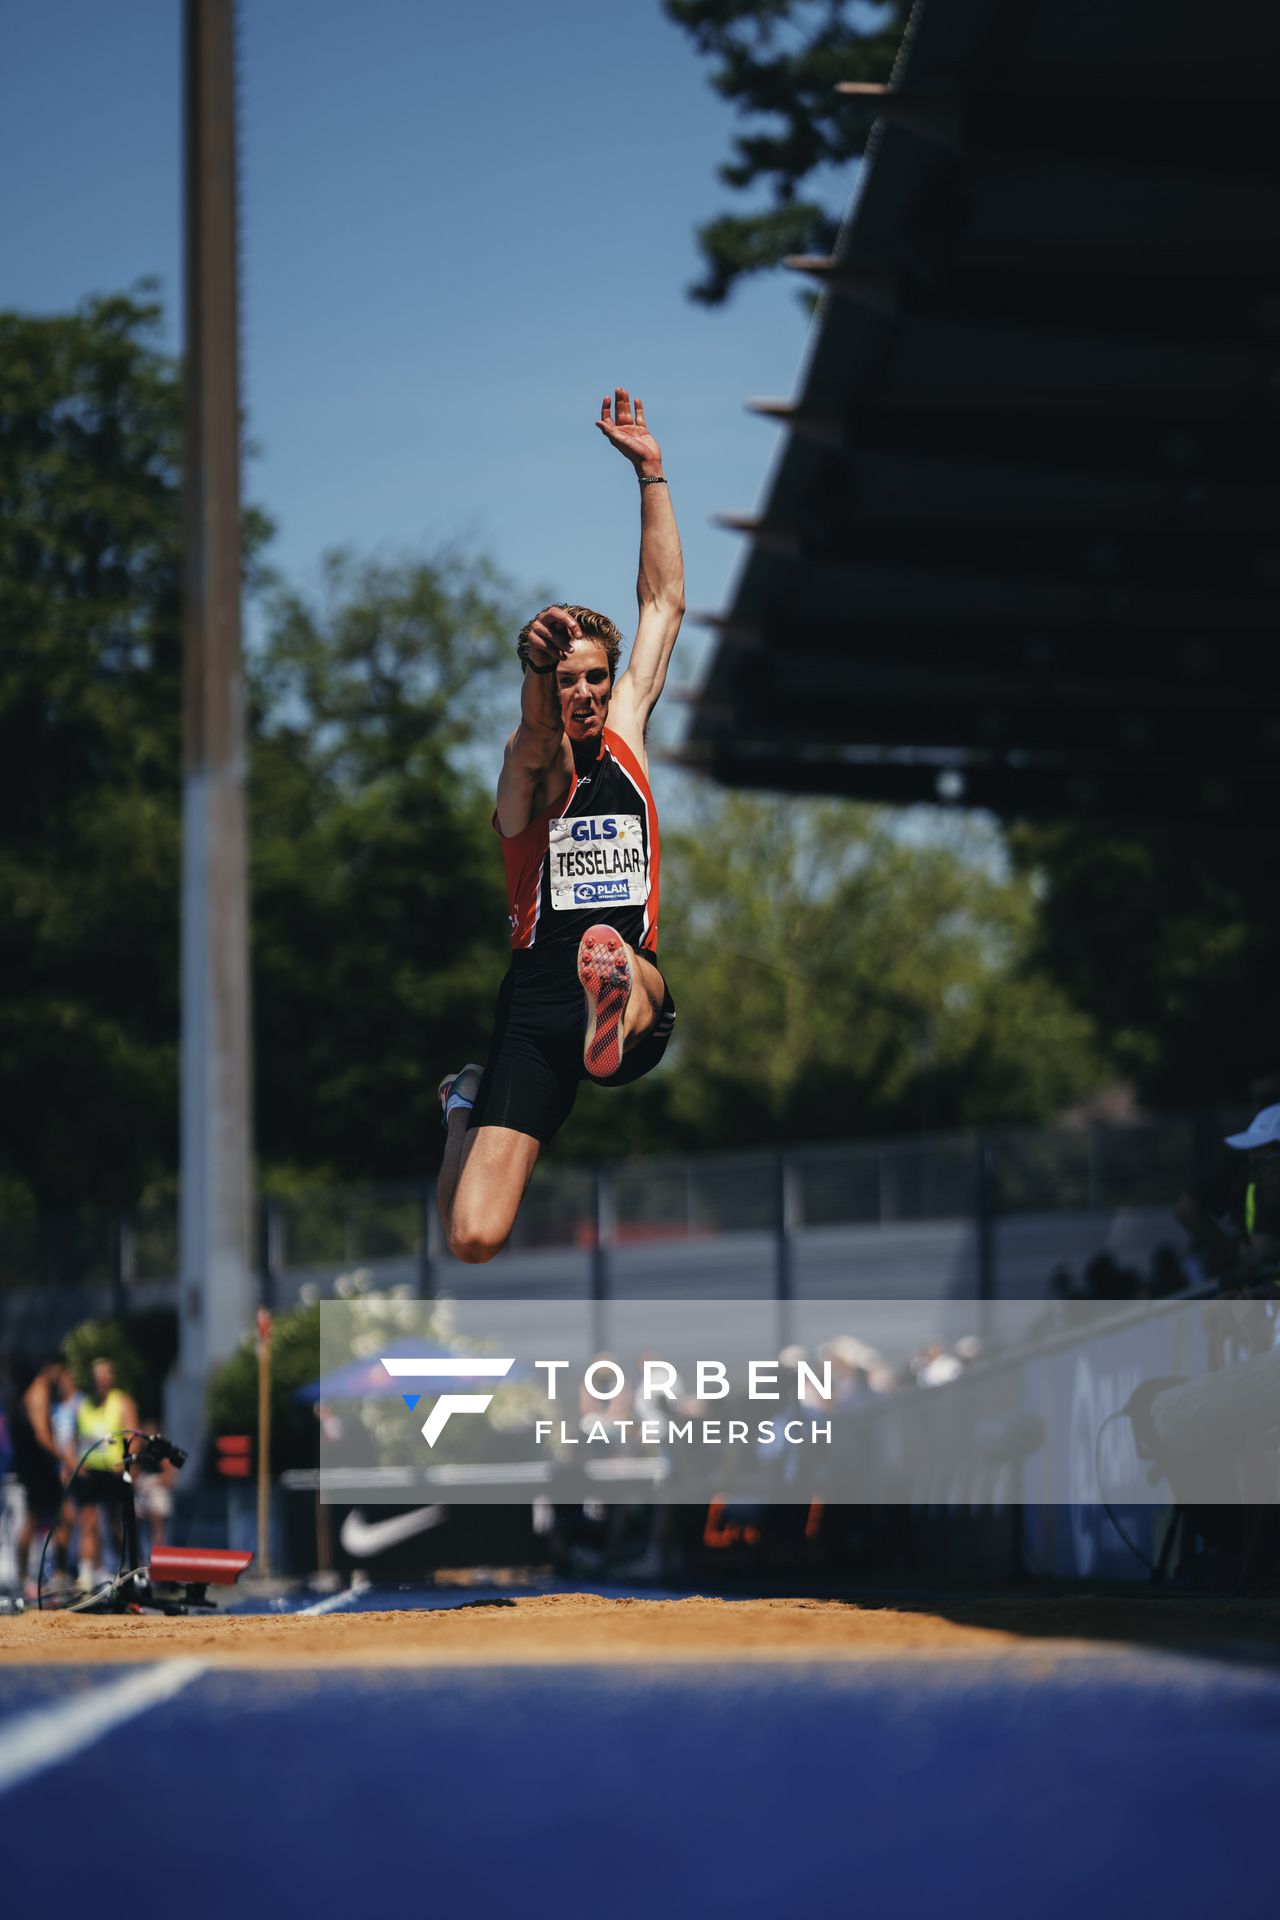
left=548, top=813, right=646, bottom=911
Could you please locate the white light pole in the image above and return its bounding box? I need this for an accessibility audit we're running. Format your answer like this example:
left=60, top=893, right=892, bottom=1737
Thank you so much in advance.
left=169, top=0, right=255, bottom=1458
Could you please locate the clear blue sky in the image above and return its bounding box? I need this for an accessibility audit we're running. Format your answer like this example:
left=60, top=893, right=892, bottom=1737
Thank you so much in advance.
left=1, top=0, right=853, bottom=730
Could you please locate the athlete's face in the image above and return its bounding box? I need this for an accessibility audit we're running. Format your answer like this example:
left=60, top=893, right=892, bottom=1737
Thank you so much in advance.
left=556, top=639, right=612, bottom=744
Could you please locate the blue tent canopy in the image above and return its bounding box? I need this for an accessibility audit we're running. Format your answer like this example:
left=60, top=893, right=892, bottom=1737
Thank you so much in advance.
left=295, top=1337, right=472, bottom=1404
left=294, top=1336, right=529, bottom=1403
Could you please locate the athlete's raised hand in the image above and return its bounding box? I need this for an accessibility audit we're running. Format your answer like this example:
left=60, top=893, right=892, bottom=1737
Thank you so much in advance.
left=596, top=387, right=663, bottom=474
left=519, top=604, right=582, bottom=672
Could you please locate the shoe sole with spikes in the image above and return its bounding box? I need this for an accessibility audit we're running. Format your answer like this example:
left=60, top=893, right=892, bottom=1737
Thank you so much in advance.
left=578, top=926, right=633, bottom=1080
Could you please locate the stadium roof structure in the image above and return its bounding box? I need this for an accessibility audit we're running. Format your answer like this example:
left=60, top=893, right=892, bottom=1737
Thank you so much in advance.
left=677, top=0, right=1280, bottom=827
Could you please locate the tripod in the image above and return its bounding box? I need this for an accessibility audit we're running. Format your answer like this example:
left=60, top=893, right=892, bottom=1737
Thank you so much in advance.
left=39, top=1430, right=253, bottom=1614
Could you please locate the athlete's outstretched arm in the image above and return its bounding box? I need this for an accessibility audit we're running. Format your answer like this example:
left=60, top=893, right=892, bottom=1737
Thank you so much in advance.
left=598, top=388, right=685, bottom=743
left=494, top=605, right=577, bottom=836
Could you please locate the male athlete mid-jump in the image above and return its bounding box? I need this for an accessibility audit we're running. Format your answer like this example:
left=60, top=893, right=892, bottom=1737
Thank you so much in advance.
left=437, top=387, right=684, bottom=1263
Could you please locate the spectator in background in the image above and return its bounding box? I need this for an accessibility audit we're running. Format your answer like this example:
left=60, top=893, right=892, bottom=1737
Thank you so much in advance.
left=762, top=1344, right=829, bottom=1484
left=11, top=1353, right=75, bottom=1601
left=632, top=1349, right=683, bottom=1429
left=1175, top=1077, right=1280, bottom=1281
left=51, top=1360, right=82, bottom=1473
left=1082, top=1250, right=1141, bottom=1301
left=1176, top=1156, right=1250, bottom=1281
left=819, top=1336, right=882, bottom=1405
left=1219, top=1105, right=1280, bottom=1280
left=49, top=1359, right=83, bottom=1585
left=1144, top=1244, right=1188, bottom=1299
left=810, top=1339, right=883, bottom=1570
left=913, top=1345, right=963, bottom=1386
left=73, top=1357, right=138, bottom=1591
left=0, top=1354, right=13, bottom=1481
left=132, top=1419, right=176, bottom=1557
left=0, top=1356, right=16, bottom=1596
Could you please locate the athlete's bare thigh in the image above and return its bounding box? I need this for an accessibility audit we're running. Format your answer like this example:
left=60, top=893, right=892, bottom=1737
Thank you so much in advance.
left=625, top=944, right=666, bottom=1048
left=447, top=1123, right=541, bottom=1264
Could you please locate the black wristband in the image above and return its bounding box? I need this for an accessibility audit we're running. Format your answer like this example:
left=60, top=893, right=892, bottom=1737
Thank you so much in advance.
left=521, top=654, right=554, bottom=676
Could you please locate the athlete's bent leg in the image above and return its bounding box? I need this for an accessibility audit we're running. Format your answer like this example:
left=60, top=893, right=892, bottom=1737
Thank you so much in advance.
left=627, top=948, right=666, bottom=1048
left=442, top=1123, right=541, bottom=1264
left=436, top=1064, right=483, bottom=1235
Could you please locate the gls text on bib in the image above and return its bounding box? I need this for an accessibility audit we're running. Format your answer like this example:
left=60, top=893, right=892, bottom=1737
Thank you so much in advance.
left=548, top=813, right=646, bottom=910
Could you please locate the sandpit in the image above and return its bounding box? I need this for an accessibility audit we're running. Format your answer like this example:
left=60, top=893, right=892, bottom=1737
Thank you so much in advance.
left=1, top=1591, right=1277, bottom=1669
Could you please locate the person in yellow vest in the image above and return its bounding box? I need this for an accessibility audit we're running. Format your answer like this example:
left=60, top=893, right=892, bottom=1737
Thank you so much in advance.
left=73, top=1357, right=138, bottom=1592
left=1222, top=1104, right=1280, bottom=1283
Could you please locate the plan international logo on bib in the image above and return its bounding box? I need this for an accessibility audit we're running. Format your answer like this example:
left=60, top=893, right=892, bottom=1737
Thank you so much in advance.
left=573, top=878, right=634, bottom=904
left=548, top=813, right=646, bottom=911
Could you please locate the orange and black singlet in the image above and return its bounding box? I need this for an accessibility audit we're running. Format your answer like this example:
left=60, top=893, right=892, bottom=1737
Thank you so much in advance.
left=497, top=728, right=660, bottom=958
left=468, top=728, right=674, bottom=1144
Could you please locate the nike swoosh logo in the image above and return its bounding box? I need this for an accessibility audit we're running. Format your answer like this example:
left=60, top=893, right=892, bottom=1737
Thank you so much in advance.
left=339, top=1506, right=446, bottom=1558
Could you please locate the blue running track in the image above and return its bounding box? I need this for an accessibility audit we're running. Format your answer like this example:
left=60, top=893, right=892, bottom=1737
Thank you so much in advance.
left=2, top=1587, right=1277, bottom=1917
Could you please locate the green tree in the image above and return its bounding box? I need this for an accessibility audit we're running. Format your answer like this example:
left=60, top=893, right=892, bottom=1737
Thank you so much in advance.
left=0, top=292, right=186, bottom=1215
left=591, top=790, right=1110, bottom=1151
left=206, top=1296, right=320, bottom=1472
left=1009, top=821, right=1280, bottom=1110
left=250, top=548, right=523, bottom=1180
left=0, top=291, right=534, bottom=1223
left=665, top=0, right=907, bottom=304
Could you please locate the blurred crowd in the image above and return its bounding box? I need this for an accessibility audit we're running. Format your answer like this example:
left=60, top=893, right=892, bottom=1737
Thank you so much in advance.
left=542, top=1325, right=1017, bottom=1582
left=0, top=1352, right=172, bottom=1605
left=5, top=1101, right=1278, bottom=1600
left=550, top=1097, right=1280, bottom=1584
left=1041, top=1094, right=1280, bottom=1304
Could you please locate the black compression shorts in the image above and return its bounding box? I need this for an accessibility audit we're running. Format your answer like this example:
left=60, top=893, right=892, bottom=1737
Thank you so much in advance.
left=72, top=1467, right=127, bottom=1510
left=14, top=1449, right=65, bottom=1523
left=469, top=946, right=676, bottom=1145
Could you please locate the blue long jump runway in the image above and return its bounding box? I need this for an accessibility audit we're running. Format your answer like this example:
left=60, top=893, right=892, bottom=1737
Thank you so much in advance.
left=2, top=1590, right=1278, bottom=1916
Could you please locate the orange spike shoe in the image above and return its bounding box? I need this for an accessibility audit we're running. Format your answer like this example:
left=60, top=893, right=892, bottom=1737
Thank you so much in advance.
left=577, top=926, right=633, bottom=1080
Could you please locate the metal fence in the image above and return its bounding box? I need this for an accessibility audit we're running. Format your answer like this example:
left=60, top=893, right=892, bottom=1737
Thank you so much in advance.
left=507, top=1116, right=1201, bottom=1247
left=0, top=1112, right=1214, bottom=1300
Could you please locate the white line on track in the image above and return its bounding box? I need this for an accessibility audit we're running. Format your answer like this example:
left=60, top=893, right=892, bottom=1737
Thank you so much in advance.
left=0, top=1658, right=207, bottom=1799
left=296, top=1586, right=362, bottom=1616
left=0, top=1584, right=364, bottom=1797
